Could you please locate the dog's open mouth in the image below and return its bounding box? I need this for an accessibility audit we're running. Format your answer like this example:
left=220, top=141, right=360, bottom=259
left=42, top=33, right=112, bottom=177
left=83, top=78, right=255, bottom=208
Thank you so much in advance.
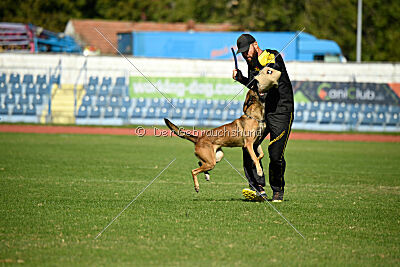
left=259, top=92, right=265, bottom=96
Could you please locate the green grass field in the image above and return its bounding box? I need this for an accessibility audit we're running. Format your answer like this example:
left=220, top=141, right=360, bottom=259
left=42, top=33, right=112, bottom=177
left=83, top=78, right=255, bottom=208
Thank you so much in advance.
left=1, top=132, right=399, bottom=266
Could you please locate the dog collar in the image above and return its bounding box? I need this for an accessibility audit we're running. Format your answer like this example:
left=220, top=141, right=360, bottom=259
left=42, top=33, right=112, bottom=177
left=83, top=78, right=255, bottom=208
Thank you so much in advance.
left=244, top=113, right=266, bottom=123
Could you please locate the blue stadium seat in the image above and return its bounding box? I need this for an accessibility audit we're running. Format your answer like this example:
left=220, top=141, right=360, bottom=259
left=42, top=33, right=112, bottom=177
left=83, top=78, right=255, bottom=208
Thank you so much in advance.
left=131, top=107, right=143, bottom=118
left=122, top=96, right=132, bottom=108
left=25, top=104, right=36, bottom=116
left=373, top=112, right=386, bottom=126
left=111, top=87, right=123, bottom=97
left=228, top=100, right=241, bottom=110
left=363, top=103, right=375, bottom=113
left=216, top=100, right=228, bottom=110
left=387, top=113, right=399, bottom=126
left=5, top=94, right=15, bottom=105
left=149, top=98, right=162, bottom=108
left=310, top=101, right=321, bottom=112
left=306, top=111, right=318, bottom=123
left=115, top=77, right=125, bottom=86
left=0, top=73, right=5, bottom=83
left=333, top=112, right=345, bottom=124
left=173, top=98, right=186, bottom=109
left=185, top=108, right=196, bottom=120
left=145, top=107, right=157, bottom=119
left=38, top=83, right=50, bottom=95
left=199, top=109, right=210, bottom=121
left=33, top=95, right=43, bottom=105
left=104, top=107, right=115, bottom=118
left=158, top=107, right=169, bottom=118
left=76, top=106, right=88, bottom=118
left=296, top=102, right=307, bottom=111
left=11, top=83, right=22, bottom=94
left=90, top=106, right=101, bottom=118
left=22, top=74, right=33, bottom=84
left=18, top=94, right=29, bottom=105
left=98, top=85, right=110, bottom=96
left=12, top=104, right=23, bottom=115
left=202, top=99, right=214, bottom=109
left=211, top=109, right=223, bottom=120
left=172, top=108, right=183, bottom=119
left=361, top=112, right=373, bottom=125
left=86, top=84, right=97, bottom=96
left=36, top=75, right=47, bottom=85
left=377, top=104, right=389, bottom=113
left=349, top=103, right=361, bottom=113
left=188, top=99, right=200, bottom=109
left=96, top=96, right=107, bottom=106
left=0, top=82, right=7, bottom=94
left=109, top=96, right=120, bottom=108
left=9, top=73, right=20, bottom=84
left=226, top=109, right=237, bottom=121
left=89, top=76, right=99, bottom=86
left=0, top=104, right=8, bottom=115
left=323, top=102, right=334, bottom=112
left=50, top=74, right=60, bottom=85
left=336, top=102, right=347, bottom=112
left=390, top=105, right=400, bottom=113
left=101, top=77, right=112, bottom=86
left=348, top=112, right=359, bottom=125
left=118, top=107, right=128, bottom=119
left=294, top=111, right=304, bottom=123
left=81, top=95, right=92, bottom=106
left=26, top=83, right=36, bottom=95
left=320, top=111, right=332, bottom=124
left=135, top=97, right=146, bottom=108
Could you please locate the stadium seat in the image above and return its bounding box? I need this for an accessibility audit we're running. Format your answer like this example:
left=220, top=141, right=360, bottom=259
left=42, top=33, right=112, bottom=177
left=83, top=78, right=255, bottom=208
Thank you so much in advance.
left=22, top=74, right=33, bottom=84
left=310, top=101, right=321, bottom=111
left=348, top=112, right=359, bottom=125
left=115, top=77, right=125, bottom=86
left=118, top=107, right=128, bottom=119
left=373, top=112, right=386, bottom=126
left=104, top=106, right=115, bottom=118
left=228, top=100, right=241, bottom=110
left=202, top=99, right=214, bottom=109
left=145, top=107, right=157, bottom=119
left=96, top=96, right=107, bottom=106
left=323, top=102, right=334, bottom=112
left=390, top=105, right=400, bottom=113
left=0, top=82, right=7, bottom=94
left=0, top=104, right=8, bottom=115
left=173, top=98, right=186, bottom=109
left=11, top=83, right=22, bottom=94
left=216, top=100, right=228, bottom=110
left=25, top=104, right=36, bottom=116
left=89, top=106, right=101, bottom=118
left=5, top=94, right=15, bottom=105
left=81, top=95, right=92, bottom=106
left=294, top=111, right=304, bottom=123
left=226, top=109, right=237, bottom=121
left=349, top=103, right=361, bottom=113
left=18, top=94, right=29, bottom=105
left=387, top=113, right=399, bottom=126
left=76, top=106, right=88, bottom=118
left=336, top=102, right=347, bottom=112
left=101, top=77, right=112, bottom=86
left=109, top=96, right=120, bottom=108
left=122, top=96, right=132, bottom=108
left=9, top=73, right=20, bottom=84
left=86, top=84, right=97, bottom=96
left=158, top=107, right=169, bottom=118
left=320, top=111, right=332, bottom=124
left=332, top=112, right=345, bottom=124
left=363, top=103, right=375, bottom=113
left=12, top=104, right=23, bottom=115
left=377, top=104, right=389, bottom=113
left=50, top=74, right=60, bottom=85
left=89, top=76, right=99, bottom=86
left=98, top=85, right=110, bottom=96
left=172, top=108, right=183, bottom=119
left=0, top=73, right=5, bottom=83
left=361, top=112, right=373, bottom=125
left=211, top=109, right=223, bottom=121
left=131, top=107, right=143, bottom=118
left=185, top=108, right=196, bottom=120
left=111, top=87, right=123, bottom=97
left=199, top=109, right=210, bottom=121
left=296, top=102, right=307, bottom=111
left=188, top=99, right=200, bottom=109
left=33, top=95, right=43, bottom=105
left=306, top=111, right=318, bottom=123
left=36, top=75, right=47, bottom=85
left=26, top=83, right=36, bottom=95
left=38, top=84, right=49, bottom=95
left=135, top=97, right=146, bottom=108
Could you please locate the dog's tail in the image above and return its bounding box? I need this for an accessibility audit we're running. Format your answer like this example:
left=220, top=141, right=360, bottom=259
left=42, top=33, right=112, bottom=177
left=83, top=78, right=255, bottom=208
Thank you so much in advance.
left=164, top=118, right=198, bottom=143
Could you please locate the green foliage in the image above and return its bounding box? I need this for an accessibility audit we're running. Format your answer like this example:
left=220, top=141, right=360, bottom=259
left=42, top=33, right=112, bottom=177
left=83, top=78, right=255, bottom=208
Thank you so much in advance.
left=0, top=0, right=399, bottom=61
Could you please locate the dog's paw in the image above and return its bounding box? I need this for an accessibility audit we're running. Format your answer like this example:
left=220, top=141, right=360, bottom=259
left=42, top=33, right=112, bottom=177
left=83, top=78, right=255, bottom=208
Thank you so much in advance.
left=204, top=173, right=210, bottom=181
left=194, top=186, right=200, bottom=193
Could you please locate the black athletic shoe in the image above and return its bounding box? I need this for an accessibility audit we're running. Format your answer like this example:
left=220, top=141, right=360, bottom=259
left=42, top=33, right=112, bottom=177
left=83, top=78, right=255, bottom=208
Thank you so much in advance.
left=272, top=191, right=284, bottom=202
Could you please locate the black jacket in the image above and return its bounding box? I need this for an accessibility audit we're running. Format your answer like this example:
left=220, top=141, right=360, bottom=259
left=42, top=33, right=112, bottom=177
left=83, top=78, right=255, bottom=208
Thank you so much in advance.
left=237, top=49, right=294, bottom=114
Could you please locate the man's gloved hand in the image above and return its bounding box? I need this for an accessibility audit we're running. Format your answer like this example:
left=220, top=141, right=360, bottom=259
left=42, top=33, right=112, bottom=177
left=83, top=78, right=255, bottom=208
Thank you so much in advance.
left=232, top=69, right=244, bottom=82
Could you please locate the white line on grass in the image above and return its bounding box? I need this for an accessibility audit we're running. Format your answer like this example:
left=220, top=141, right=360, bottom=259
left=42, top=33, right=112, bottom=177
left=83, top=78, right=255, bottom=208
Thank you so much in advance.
left=94, top=158, right=176, bottom=240
left=94, top=28, right=176, bottom=109
left=223, top=158, right=305, bottom=239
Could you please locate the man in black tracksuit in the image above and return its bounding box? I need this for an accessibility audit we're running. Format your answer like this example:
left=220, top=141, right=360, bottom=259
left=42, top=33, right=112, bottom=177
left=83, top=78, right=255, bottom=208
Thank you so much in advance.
left=233, top=34, right=294, bottom=202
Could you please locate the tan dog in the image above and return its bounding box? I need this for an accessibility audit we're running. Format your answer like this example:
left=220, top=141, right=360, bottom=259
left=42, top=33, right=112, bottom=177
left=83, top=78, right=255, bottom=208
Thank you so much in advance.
left=164, top=67, right=281, bottom=193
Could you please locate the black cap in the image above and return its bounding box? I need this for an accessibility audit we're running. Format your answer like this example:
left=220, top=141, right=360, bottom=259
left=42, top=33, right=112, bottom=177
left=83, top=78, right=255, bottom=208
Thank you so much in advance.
left=236, top=34, right=256, bottom=54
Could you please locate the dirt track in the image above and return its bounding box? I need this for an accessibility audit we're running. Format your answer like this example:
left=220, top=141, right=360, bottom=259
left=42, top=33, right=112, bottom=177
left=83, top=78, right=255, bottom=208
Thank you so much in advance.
left=1, top=124, right=399, bottom=142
